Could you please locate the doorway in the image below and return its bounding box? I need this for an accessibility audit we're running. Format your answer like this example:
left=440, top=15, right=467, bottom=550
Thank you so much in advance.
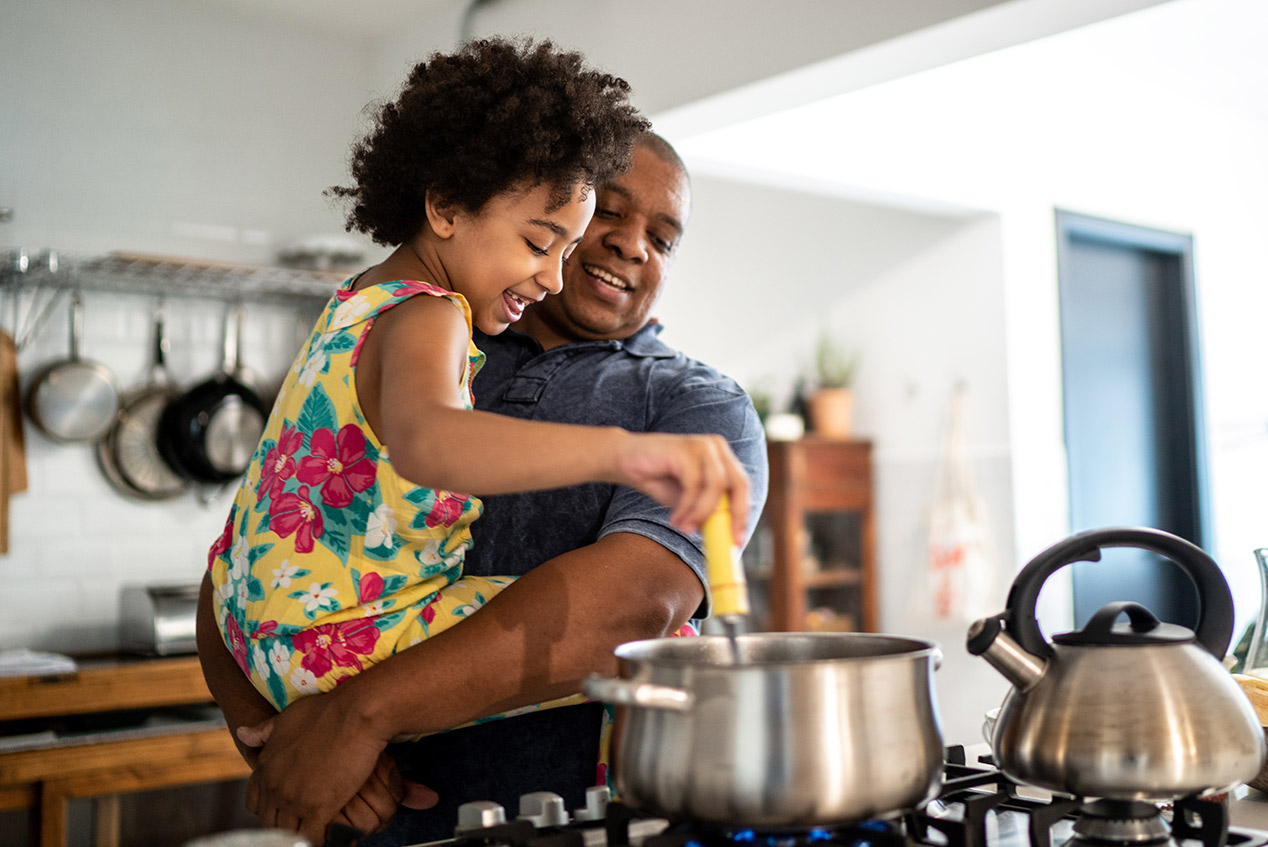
left=1055, top=210, right=1209, bottom=627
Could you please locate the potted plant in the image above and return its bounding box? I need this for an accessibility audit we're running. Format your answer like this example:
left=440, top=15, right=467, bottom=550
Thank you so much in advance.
left=807, top=330, right=859, bottom=438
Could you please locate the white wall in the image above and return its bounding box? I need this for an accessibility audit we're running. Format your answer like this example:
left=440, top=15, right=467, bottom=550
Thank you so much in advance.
left=0, top=0, right=380, bottom=651
left=654, top=175, right=1016, bottom=743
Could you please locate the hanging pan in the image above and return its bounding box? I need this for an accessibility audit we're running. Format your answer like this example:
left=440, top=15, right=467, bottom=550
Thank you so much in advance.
left=157, top=305, right=267, bottom=485
left=97, top=300, right=189, bottom=501
left=25, top=291, right=122, bottom=443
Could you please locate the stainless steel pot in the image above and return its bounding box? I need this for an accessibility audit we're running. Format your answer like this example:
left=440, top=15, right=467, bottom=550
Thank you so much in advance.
left=584, top=632, right=944, bottom=828
left=25, top=291, right=121, bottom=443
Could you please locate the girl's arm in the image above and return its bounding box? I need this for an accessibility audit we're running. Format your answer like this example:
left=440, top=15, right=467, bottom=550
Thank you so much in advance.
left=360, top=295, right=749, bottom=537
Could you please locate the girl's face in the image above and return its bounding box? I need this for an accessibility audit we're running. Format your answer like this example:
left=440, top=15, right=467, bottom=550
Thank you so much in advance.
left=443, top=180, right=596, bottom=335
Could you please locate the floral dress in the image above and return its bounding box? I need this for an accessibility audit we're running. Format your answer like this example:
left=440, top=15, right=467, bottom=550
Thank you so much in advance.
left=206, top=277, right=591, bottom=726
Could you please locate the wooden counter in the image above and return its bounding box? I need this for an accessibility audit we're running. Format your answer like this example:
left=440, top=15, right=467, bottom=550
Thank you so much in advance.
left=0, top=656, right=250, bottom=847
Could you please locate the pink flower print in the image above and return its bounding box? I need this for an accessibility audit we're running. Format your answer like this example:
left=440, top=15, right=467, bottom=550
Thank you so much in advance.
left=293, top=619, right=381, bottom=678
left=358, top=572, right=385, bottom=604
left=208, top=512, right=234, bottom=570
left=269, top=486, right=324, bottom=553
left=426, top=492, right=469, bottom=528
left=298, top=424, right=377, bottom=508
left=224, top=615, right=249, bottom=676
left=250, top=620, right=279, bottom=640
left=420, top=596, right=439, bottom=625
left=260, top=426, right=303, bottom=501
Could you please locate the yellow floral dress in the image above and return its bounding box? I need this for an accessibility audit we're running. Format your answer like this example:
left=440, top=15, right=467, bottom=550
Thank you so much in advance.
left=206, top=278, right=590, bottom=724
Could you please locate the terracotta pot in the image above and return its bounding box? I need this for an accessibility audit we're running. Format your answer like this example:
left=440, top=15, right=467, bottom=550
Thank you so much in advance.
left=808, top=387, right=854, bottom=438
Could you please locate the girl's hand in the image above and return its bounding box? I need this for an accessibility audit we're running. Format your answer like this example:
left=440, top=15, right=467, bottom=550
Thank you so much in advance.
left=615, top=432, right=750, bottom=541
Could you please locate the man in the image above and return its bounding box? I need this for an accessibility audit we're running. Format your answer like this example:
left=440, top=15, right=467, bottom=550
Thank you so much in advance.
left=196, top=133, right=768, bottom=844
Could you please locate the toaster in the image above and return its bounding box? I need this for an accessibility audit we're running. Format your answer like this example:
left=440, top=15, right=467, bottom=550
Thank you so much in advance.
left=120, top=582, right=201, bottom=655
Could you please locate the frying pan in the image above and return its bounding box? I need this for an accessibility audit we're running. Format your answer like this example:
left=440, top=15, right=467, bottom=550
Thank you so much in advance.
left=97, top=301, right=188, bottom=500
left=25, top=291, right=122, bottom=443
left=157, top=305, right=267, bottom=484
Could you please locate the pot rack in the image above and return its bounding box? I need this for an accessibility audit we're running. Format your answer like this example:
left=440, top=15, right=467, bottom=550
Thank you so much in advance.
left=2, top=248, right=349, bottom=349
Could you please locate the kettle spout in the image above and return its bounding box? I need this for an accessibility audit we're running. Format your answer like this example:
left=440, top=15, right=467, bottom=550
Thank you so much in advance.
left=967, top=616, right=1046, bottom=691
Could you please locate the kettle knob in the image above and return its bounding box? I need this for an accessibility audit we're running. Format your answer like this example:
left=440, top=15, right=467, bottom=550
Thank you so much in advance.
left=1002, top=527, right=1234, bottom=661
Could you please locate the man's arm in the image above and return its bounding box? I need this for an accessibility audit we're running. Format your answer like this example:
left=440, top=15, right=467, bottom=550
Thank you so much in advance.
left=241, top=531, right=702, bottom=842
left=197, top=573, right=435, bottom=836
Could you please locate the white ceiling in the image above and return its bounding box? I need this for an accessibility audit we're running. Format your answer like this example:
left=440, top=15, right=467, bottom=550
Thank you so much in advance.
left=671, top=0, right=1268, bottom=215
left=217, top=0, right=1265, bottom=122
left=210, top=0, right=457, bottom=41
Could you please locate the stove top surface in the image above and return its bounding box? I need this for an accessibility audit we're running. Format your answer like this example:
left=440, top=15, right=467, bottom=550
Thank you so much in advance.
left=410, top=748, right=1268, bottom=847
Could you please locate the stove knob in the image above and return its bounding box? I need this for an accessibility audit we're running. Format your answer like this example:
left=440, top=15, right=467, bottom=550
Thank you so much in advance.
left=518, top=791, right=569, bottom=828
left=572, top=786, right=611, bottom=822
left=455, top=800, right=507, bottom=835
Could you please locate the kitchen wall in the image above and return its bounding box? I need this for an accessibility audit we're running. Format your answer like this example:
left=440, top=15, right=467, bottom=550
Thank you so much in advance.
left=654, top=176, right=1017, bottom=741
left=0, top=0, right=384, bottom=651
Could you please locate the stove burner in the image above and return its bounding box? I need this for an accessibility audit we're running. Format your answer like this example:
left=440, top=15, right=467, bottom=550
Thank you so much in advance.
left=641, top=818, right=906, bottom=847
left=1066, top=800, right=1174, bottom=847
left=923, top=749, right=1253, bottom=847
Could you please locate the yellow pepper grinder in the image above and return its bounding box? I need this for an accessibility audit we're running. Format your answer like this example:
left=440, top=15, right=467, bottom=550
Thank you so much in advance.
left=703, top=494, right=750, bottom=644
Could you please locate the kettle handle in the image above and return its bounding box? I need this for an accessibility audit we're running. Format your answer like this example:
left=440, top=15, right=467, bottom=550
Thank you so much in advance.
left=1005, top=526, right=1234, bottom=661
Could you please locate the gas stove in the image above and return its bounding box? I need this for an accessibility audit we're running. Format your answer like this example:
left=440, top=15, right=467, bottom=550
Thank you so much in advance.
left=410, top=747, right=1268, bottom=847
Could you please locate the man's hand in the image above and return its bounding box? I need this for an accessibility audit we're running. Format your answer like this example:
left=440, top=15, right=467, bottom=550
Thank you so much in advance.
left=238, top=687, right=397, bottom=843
left=239, top=716, right=438, bottom=840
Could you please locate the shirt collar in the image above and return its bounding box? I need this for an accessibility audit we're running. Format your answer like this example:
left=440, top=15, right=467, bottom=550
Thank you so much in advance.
left=478, top=322, right=678, bottom=360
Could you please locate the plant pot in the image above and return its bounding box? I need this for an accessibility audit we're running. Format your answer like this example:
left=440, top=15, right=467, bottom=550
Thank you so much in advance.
left=808, top=387, right=854, bottom=438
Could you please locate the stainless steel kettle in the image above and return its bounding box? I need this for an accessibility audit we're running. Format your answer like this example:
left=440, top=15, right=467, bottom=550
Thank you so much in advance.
left=967, top=526, right=1266, bottom=800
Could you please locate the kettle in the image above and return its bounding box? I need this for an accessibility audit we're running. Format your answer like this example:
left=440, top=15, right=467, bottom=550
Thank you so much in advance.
left=967, top=526, right=1266, bottom=800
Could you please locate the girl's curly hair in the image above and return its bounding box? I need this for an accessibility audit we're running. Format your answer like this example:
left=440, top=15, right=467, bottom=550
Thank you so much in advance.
left=329, top=38, right=650, bottom=246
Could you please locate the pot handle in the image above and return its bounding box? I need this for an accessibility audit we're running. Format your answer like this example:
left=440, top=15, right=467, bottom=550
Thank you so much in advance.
left=582, top=674, right=694, bottom=712
left=1005, top=526, right=1234, bottom=661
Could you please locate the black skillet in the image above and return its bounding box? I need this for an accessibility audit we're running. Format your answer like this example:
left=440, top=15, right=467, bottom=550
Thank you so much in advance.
left=98, top=300, right=189, bottom=501
left=157, top=305, right=267, bottom=484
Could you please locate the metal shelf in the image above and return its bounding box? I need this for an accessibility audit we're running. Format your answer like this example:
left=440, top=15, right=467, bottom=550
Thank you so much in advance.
left=3, top=250, right=348, bottom=306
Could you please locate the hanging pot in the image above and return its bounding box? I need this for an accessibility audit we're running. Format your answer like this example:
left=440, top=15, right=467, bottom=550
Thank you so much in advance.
left=585, top=632, right=944, bottom=827
left=967, top=526, right=1265, bottom=800
left=98, top=300, right=189, bottom=500
left=25, top=291, right=121, bottom=443
left=156, top=305, right=266, bottom=484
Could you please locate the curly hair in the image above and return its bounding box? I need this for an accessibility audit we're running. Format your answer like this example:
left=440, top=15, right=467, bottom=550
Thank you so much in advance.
left=329, top=38, right=650, bottom=246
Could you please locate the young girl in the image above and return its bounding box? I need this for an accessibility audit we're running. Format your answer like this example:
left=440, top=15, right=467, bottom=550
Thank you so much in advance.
left=206, top=39, right=748, bottom=725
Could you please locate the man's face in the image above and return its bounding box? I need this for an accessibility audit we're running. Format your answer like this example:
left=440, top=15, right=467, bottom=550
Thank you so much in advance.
left=520, top=145, right=690, bottom=347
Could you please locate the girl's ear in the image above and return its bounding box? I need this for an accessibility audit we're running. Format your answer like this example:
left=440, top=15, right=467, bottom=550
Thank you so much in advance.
left=424, top=190, right=458, bottom=239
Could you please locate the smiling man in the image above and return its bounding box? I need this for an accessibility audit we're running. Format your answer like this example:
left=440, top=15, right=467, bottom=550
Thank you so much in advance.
left=369, top=132, right=769, bottom=842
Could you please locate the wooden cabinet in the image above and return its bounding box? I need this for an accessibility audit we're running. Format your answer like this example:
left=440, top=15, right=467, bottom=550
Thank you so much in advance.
left=748, top=437, right=876, bottom=633
left=0, top=656, right=249, bottom=847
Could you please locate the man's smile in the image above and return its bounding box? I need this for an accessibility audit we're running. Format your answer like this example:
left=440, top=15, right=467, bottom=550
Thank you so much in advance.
left=583, top=263, right=632, bottom=292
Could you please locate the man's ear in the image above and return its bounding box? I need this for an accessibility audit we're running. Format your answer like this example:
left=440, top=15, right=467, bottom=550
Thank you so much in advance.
left=425, top=190, right=458, bottom=239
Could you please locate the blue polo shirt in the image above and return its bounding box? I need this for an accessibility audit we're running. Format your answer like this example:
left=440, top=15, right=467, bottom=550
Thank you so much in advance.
left=465, top=321, right=769, bottom=617
left=367, top=322, right=768, bottom=846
